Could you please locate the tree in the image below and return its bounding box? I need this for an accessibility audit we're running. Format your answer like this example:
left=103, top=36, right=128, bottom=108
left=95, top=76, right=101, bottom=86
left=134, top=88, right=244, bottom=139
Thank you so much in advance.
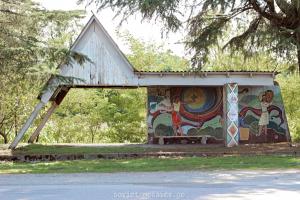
left=79, top=0, right=300, bottom=72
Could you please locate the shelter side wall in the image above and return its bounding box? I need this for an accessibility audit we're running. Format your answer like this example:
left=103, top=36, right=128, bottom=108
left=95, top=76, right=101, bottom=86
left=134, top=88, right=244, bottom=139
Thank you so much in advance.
left=147, top=86, right=224, bottom=144
left=238, top=85, right=290, bottom=143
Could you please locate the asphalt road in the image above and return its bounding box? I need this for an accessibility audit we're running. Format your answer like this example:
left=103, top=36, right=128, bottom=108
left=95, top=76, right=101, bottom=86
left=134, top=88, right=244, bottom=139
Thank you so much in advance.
left=0, top=170, right=300, bottom=200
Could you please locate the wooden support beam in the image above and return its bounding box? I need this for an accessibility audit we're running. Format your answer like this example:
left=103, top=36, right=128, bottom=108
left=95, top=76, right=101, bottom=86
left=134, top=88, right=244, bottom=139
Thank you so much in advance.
left=9, top=101, right=45, bottom=149
left=54, top=87, right=69, bottom=105
left=28, top=102, right=58, bottom=143
left=28, top=88, right=69, bottom=143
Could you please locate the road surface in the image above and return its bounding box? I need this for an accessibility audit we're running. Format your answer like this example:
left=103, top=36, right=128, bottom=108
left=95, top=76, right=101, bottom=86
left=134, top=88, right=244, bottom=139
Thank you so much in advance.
left=0, top=170, right=300, bottom=200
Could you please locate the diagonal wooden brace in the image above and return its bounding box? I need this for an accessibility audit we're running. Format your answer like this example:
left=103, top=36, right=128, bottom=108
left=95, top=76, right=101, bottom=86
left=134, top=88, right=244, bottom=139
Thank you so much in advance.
left=27, top=87, right=69, bottom=143
left=28, top=102, right=58, bottom=143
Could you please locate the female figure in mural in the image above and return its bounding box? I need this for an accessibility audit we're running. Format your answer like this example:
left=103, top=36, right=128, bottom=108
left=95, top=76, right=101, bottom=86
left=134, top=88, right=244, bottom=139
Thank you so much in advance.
left=171, top=97, right=183, bottom=136
left=258, top=90, right=273, bottom=136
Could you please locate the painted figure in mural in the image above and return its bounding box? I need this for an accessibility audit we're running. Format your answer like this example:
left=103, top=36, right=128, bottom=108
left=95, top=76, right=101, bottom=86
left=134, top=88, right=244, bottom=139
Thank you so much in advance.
left=258, top=90, right=273, bottom=136
left=238, top=86, right=289, bottom=143
left=171, top=97, right=183, bottom=136
left=157, top=94, right=184, bottom=136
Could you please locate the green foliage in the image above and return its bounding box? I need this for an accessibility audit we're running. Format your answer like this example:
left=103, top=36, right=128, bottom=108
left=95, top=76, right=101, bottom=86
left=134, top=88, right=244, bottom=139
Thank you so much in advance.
left=278, top=73, right=300, bottom=142
left=40, top=88, right=147, bottom=144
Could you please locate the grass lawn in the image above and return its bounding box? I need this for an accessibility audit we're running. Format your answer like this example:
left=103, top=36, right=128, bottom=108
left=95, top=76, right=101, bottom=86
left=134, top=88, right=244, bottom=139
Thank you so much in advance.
left=1, top=155, right=300, bottom=174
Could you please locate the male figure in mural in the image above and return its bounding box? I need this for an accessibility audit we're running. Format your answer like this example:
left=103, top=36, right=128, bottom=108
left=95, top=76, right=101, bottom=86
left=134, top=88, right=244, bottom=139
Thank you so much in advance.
left=258, top=90, right=274, bottom=137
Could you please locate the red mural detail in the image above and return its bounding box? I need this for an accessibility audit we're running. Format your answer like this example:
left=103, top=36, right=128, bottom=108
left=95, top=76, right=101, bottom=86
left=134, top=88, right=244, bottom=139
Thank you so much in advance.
left=150, top=110, right=204, bottom=127
left=179, top=102, right=223, bottom=122
left=228, top=124, right=238, bottom=136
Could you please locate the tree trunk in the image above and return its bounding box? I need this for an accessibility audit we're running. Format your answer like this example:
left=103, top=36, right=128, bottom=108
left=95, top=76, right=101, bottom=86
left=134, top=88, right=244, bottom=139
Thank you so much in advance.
left=36, top=134, right=39, bottom=143
left=0, top=132, right=8, bottom=144
left=296, top=33, right=300, bottom=75
left=14, top=111, right=18, bottom=137
left=91, top=131, right=95, bottom=143
left=4, top=135, right=8, bottom=144
left=297, top=45, right=300, bottom=75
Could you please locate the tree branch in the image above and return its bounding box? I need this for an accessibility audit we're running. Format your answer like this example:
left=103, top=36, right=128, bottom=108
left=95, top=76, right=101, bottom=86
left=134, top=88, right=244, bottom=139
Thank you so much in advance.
left=223, top=16, right=262, bottom=50
left=249, top=0, right=283, bottom=23
left=264, top=0, right=275, bottom=13
left=275, top=0, right=292, bottom=15
left=0, top=9, right=21, bottom=15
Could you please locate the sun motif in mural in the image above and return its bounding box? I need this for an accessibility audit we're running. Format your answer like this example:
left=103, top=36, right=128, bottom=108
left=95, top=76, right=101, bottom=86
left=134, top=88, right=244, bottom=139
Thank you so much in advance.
left=182, top=87, right=217, bottom=114
left=183, top=88, right=206, bottom=109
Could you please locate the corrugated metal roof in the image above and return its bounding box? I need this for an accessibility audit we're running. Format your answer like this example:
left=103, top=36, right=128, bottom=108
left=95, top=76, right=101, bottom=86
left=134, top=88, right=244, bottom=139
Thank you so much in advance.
left=134, top=70, right=278, bottom=76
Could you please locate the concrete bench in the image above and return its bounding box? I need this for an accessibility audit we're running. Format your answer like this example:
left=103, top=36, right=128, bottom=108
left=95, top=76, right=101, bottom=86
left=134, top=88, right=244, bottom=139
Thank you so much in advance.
left=157, top=135, right=212, bottom=145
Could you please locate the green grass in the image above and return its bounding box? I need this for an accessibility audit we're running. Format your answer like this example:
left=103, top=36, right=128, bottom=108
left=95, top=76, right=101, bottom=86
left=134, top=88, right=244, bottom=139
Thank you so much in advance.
left=1, top=156, right=300, bottom=174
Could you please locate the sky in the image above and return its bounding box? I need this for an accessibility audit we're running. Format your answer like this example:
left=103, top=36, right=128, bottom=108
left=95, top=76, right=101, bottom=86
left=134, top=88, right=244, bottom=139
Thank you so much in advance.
left=37, top=0, right=186, bottom=57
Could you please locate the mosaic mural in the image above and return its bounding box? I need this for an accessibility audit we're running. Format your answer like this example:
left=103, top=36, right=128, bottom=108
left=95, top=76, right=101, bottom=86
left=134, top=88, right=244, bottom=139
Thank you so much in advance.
left=238, top=85, right=290, bottom=143
left=147, top=87, right=224, bottom=143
